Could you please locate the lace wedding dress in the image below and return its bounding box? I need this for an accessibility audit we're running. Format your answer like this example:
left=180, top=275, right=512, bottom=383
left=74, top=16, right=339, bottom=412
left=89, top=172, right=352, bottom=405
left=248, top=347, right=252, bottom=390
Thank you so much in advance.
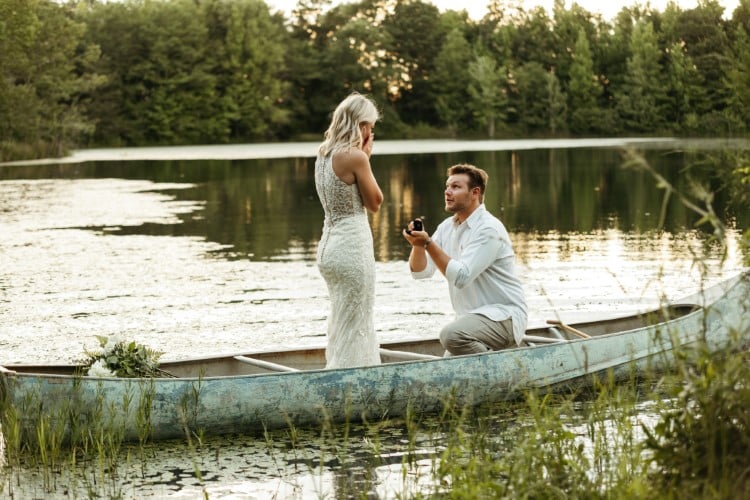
left=315, top=154, right=381, bottom=369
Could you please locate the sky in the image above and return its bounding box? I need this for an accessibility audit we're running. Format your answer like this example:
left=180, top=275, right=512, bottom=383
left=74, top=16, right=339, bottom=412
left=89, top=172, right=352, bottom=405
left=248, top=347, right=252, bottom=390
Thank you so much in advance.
left=266, top=0, right=741, bottom=21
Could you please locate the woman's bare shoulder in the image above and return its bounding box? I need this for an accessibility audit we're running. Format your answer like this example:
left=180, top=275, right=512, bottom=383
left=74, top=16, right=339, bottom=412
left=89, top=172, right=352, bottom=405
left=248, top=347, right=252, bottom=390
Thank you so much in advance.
left=334, top=148, right=368, bottom=164
left=333, top=148, right=369, bottom=176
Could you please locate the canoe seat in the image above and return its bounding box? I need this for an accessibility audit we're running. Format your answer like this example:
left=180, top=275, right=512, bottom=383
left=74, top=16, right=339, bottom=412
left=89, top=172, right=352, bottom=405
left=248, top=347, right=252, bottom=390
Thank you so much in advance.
left=233, top=355, right=300, bottom=372
left=379, top=348, right=441, bottom=361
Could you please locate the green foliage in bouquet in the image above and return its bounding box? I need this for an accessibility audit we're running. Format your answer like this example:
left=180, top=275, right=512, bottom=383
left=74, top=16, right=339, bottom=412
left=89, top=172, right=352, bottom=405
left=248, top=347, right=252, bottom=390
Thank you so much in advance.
left=81, top=335, right=166, bottom=378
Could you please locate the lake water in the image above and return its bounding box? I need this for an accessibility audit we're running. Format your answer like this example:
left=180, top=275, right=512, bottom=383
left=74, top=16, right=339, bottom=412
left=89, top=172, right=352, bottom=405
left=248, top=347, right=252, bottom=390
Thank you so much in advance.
left=0, top=138, right=747, bottom=497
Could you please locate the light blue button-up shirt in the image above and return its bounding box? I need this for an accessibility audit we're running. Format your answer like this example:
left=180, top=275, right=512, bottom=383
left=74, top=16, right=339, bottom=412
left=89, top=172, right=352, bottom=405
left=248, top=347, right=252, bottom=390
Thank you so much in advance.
left=411, top=204, right=528, bottom=345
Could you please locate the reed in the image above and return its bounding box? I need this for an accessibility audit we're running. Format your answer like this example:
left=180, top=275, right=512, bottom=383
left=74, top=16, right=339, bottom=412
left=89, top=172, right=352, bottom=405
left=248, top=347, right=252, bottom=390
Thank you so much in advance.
left=407, top=379, right=635, bottom=497
left=643, top=336, right=750, bottom=498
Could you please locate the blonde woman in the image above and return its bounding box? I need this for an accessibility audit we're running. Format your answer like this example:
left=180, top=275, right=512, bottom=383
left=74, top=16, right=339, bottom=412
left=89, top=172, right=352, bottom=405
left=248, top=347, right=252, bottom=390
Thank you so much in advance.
left=315, top=92, right=383, bottom=369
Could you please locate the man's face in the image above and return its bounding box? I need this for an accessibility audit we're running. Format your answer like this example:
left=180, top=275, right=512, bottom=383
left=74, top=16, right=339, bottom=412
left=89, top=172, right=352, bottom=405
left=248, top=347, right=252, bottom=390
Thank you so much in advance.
left=444, top=173, right=477, bottom=214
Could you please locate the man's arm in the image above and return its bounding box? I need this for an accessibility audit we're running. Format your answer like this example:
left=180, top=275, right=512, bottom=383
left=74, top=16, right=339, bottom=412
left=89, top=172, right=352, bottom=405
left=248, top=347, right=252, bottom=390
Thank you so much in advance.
left=403, top=226, right=449, bottom=276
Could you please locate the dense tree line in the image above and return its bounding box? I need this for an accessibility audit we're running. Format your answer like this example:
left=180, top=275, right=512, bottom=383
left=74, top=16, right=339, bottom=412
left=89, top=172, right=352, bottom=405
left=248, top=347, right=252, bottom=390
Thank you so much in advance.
left=2, top=0, right=750, bottom=160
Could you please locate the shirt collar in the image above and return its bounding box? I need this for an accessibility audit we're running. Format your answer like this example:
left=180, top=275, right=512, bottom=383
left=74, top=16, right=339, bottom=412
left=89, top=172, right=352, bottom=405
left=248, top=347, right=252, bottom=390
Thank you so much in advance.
left=453, top=204, right=485, bottom=228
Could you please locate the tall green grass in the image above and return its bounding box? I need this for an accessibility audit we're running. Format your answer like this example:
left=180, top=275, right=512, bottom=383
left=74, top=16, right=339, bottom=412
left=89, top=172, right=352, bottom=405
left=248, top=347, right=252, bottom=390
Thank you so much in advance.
left=408, top=335, right=748, bottom=499
left=643, top=344, right=750, bottom=498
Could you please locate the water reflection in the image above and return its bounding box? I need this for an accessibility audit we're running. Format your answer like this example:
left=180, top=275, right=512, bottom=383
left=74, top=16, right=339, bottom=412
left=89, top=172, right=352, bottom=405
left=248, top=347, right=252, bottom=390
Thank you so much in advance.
left=3, top=146, right=746, bottom=263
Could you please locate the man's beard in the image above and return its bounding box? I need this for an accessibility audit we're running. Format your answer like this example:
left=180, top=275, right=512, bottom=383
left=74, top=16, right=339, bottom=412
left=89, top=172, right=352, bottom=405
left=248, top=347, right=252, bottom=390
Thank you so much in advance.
left=445, top=200, right=464, bottom=213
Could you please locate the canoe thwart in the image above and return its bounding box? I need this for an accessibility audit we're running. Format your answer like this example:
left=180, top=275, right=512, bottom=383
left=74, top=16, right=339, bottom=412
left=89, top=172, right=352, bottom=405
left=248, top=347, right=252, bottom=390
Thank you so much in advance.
left=379, top=348, right=441, bottom=361
left=547, top=326, right=565, bottom=339
left=546, top=320, right=591, bottom=339
left=233, top=355, right=300, bottom=372
left=523, top=334, right=568, bottom=345
left=0, top=365, right=16, bottom=375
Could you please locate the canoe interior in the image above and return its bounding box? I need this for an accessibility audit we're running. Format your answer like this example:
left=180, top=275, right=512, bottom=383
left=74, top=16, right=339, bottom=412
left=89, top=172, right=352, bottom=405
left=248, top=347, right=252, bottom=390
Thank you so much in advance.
left=3, top=303, right=699, bottom=379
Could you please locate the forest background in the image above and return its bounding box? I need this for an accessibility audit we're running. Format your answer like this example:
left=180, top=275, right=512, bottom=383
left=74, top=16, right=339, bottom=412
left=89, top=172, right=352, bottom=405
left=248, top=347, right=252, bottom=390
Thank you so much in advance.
left=2, top=0, right=750, bottom=162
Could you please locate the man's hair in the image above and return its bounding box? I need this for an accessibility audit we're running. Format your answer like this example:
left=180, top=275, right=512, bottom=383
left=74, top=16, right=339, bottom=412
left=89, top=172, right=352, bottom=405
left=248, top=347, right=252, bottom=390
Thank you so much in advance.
left=447, top=163, right=488, bottom=195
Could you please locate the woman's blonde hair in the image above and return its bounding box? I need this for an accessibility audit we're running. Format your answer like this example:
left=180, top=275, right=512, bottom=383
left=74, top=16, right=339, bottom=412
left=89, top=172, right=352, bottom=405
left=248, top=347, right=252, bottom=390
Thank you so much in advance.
left=318, top=92, right=380, bottom=157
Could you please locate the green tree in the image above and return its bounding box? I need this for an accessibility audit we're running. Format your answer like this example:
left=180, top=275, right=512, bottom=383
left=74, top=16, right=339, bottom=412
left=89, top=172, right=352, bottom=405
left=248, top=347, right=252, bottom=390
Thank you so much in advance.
left=593, top=12, right=631, bottom=111
left=567, top=27, right=602, bottom=134
left=327, top=3, right=399, bottom=119
left=724, top=25, right=750, bottom=130
left=78, top=0, right=140, bottom=144
left=7, top=0, right=748, bottom=152
left=383, top=0, right=446, bottom=127
left=616, top=19, right=668, bottom=132
left=0, top=0, right=100, bottom=159
left=135, top=0, right=220, bottom=144
left=468, top=54, right=508, bottom=138
left=665, top=40, right=706, bottom=131
left=551, top=0, right=599, bottom=87
left=83, top=0, right=288, bottom=146
left=479, top=0, right=522, bottom=65
left=84, top=0, right=219, bottom=145
left=283, top=0, right=338, bottom=136
left=432, top=27, right=473, bottom=133
left=546, top=68, right=568, bottom=135
left=510, top=6, right=557, bottom=69
left=513, top=61, right=566, bottom=135
left=286, top=0, right=398, bottom=136
left=667, top=0, right=733, bottom=132
left=0, top=0, right=40, bottom=152
left=202, top=0, right=289, bottom=141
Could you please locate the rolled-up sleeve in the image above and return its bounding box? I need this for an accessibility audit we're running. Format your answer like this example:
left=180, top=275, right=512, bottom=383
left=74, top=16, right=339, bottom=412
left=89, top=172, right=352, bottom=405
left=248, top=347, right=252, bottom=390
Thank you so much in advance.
left=411, top=258, right=436, bottom=279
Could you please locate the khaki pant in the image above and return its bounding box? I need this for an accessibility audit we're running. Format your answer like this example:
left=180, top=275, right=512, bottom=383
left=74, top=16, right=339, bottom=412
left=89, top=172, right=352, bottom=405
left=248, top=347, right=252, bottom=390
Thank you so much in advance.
left=439, top=314, right=514, bottom=356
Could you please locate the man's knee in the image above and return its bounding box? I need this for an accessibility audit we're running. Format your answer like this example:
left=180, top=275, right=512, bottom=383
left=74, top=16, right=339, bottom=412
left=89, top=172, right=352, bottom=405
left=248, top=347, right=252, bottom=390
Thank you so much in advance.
left=440, top=320, right=487, bottom=355
left=439, top=323, right=455, bottom=349
left=440, top=315, right=514, bottom=355
left=439, top=322, right=464, bottom=353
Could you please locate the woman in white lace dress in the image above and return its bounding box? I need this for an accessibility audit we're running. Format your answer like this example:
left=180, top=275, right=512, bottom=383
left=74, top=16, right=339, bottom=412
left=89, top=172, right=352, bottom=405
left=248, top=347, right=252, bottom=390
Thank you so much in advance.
left=315, top=93, right=383, bottom=369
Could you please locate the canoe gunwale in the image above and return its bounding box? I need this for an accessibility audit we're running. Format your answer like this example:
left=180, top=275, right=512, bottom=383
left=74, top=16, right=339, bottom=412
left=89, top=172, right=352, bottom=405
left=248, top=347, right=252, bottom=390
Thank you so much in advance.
left=0, top=299, right=709, bottom=381
left=0, top=298, right=716, bottom=381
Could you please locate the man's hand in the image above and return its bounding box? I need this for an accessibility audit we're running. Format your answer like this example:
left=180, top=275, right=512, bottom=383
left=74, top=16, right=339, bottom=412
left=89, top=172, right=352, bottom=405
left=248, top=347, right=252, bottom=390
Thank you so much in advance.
left=402, top=219, right=428, bottom=247
left=404, top=225, right=448, bottom=276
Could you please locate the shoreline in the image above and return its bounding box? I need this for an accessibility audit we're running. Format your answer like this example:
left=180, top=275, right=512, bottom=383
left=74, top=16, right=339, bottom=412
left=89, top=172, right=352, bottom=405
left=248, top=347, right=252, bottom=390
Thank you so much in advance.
left=0, top=137, right=681, bottom=167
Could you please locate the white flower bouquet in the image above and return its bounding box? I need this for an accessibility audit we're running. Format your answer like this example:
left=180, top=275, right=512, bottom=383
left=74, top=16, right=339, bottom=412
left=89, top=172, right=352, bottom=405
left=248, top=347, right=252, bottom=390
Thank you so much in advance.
left=80, top=335, right=168, bottom=378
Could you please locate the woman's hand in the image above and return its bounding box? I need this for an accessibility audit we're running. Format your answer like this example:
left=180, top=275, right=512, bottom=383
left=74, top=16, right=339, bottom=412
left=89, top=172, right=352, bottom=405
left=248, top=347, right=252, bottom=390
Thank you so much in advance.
left=362, top=131, right=374, bottom=157
left=360, top=122, right=374, bottom=158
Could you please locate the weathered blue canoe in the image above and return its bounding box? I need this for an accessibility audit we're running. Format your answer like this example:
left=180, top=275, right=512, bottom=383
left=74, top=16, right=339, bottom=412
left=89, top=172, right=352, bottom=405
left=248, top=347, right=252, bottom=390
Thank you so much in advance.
left=1, top=271, right=748, bottom=442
